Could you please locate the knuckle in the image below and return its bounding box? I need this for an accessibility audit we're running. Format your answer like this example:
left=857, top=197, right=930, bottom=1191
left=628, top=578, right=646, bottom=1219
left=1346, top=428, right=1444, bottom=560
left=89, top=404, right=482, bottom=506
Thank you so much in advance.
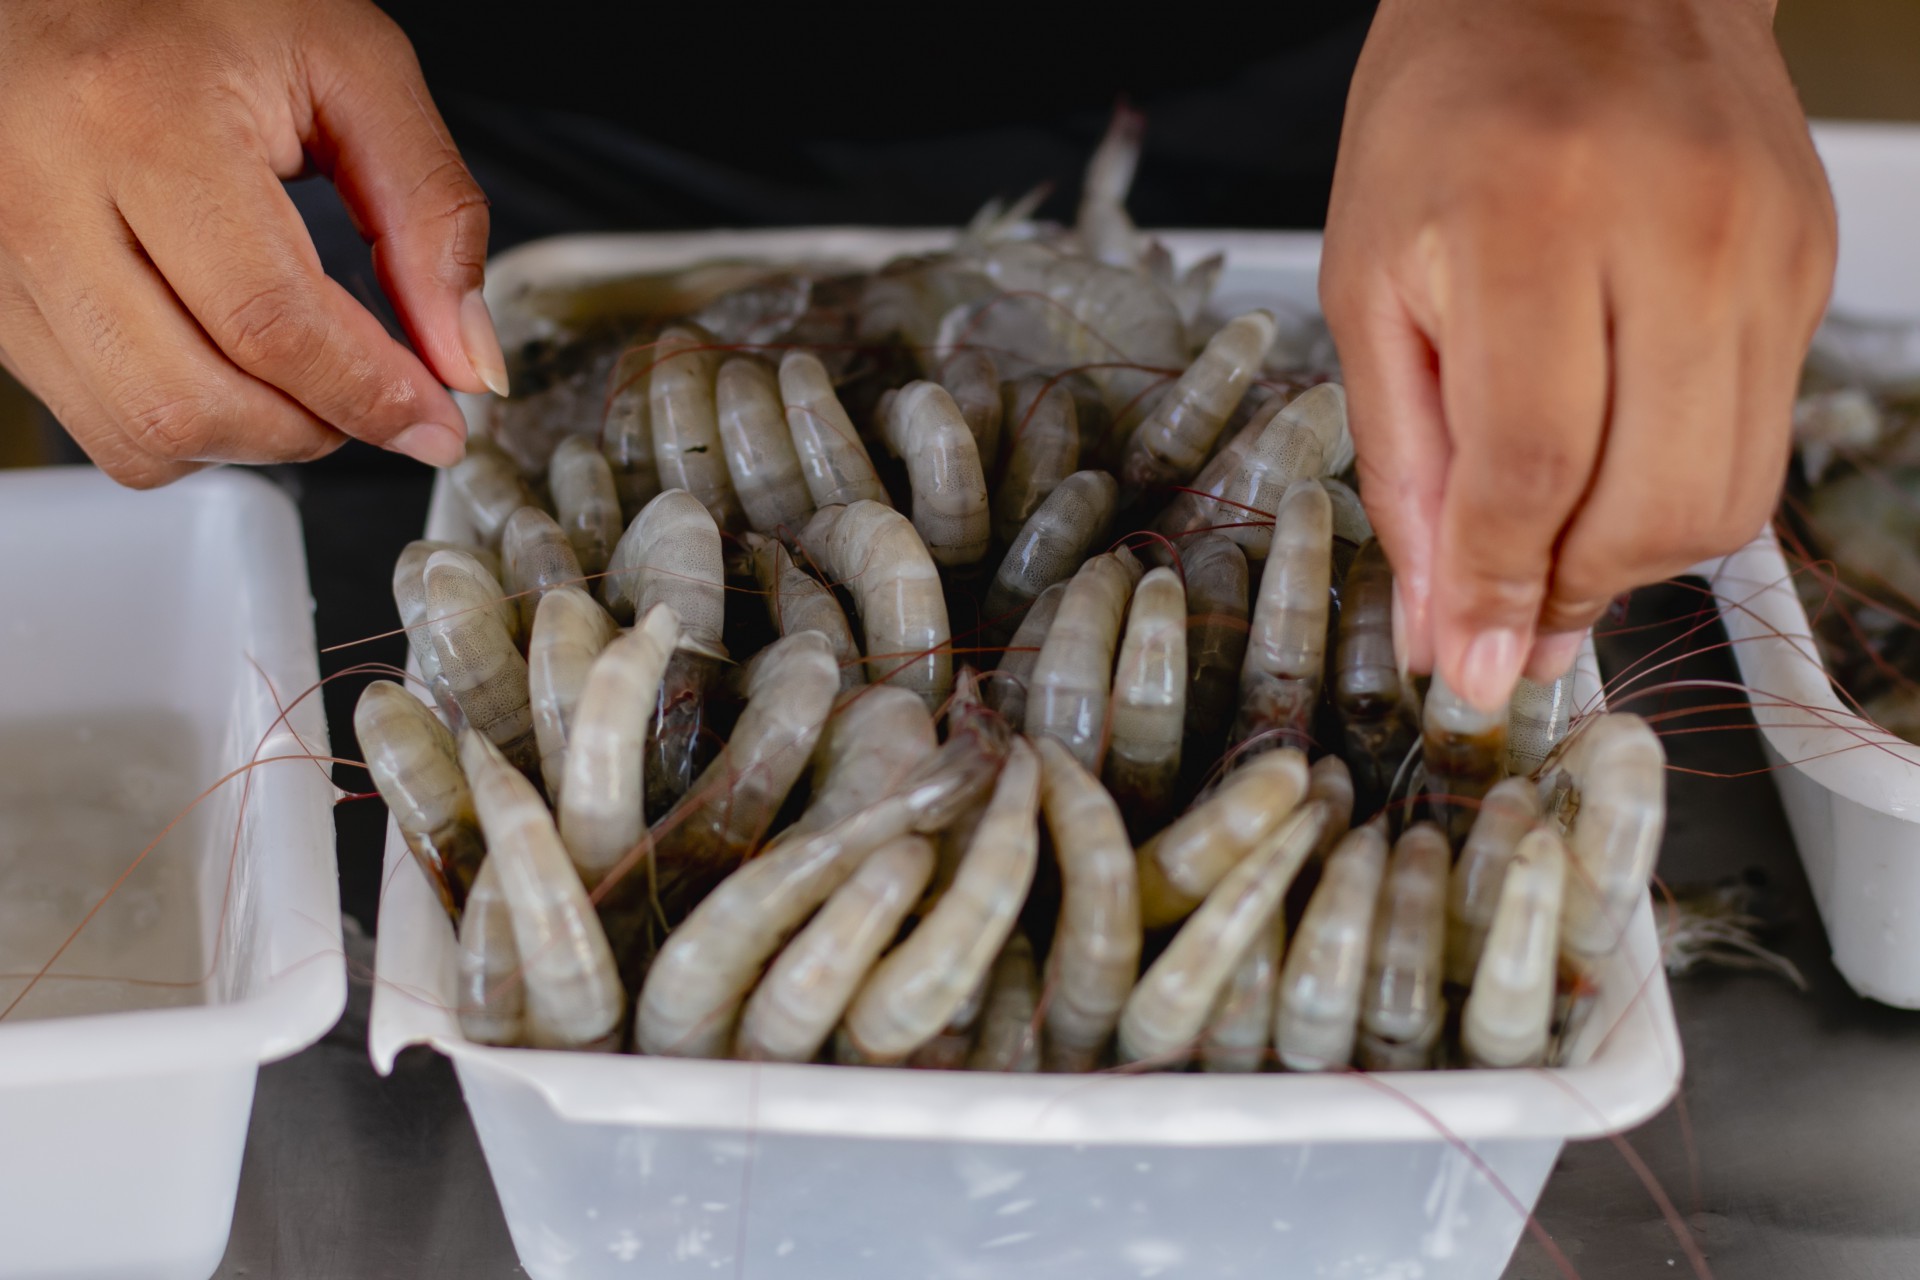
left=215, top=281, right=320, bottom=372
left=125, top=387, right=225, bottom=461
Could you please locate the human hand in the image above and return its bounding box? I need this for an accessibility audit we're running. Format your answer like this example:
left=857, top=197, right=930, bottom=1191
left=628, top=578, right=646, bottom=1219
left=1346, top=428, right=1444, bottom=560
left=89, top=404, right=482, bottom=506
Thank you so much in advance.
left=1321, top=0, right=1836, bottom=711
left=0, top=0, right=503, bottom=487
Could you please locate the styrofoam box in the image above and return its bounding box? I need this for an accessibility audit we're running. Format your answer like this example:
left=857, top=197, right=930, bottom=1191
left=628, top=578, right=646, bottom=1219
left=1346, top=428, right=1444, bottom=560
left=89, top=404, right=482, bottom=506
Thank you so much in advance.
left=1686, top=121, right=1920, bottom=1008
left=0, top=469, right=344, bottom=1280
left=371, top=227, right=1682, bottom=1280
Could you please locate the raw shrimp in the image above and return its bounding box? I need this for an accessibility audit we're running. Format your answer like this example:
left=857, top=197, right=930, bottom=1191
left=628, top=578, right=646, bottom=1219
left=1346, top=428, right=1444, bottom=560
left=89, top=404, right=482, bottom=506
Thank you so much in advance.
left=1231, top=478, right=1331, bottom=756
left=548, top=435, right=625, bottom=577
left=788, top=685, right=937, bottom=839
left=1549, top=713, right=1666, bottom=969
left=461, top=731, right=626, bottom=1051
left=1136, top=747, right=1309, bottom=929
left=448, top=437, right=534, bottom=548
left=355, top=679, right=485, bottom=915
left=392, top=539, right=498, bottom=731
left=634, top=704, right=1009, bottom=1058
left=1273, top=821, right=1390, bottom=1072
left=1102, top=565, right=1187, bottom=827
left=879, top=381, right=991, bottom=567
left=993, top=375, right=1080, bottom=544
left=733, top=835, right=935, bottom=1063
left=1508, top=673, right=1575, bottom=777
left=456, top=859, right=524, bottom=1047
left=602, top=343, right=662, bottom=516
left=1334, top=539, right=1416, bottom=809
left=716, top=356, right=816, bottom=536
left=1119, top=311, right=1278, bottom=496
left=423, top=549, right=539, bottom=775
left=937, top=348, right=1003, bottom=469
left=1306, top=754, right=1355, bottom=860
left=1358, top=822, right=1449, bottom=1071
left=555, top=604, right=680, bottom=884
left=649, top=324, right=745, bottom=529
left=779, top=350, right=889, bottom=508
left=902, top=977, right=989, bottom=1070
left=501, top=506, right=586, bottom=638
left=1421, top=673, right=1509, bottom=845
left=1076, top=105, right=1145, bottom=268
left=798, top=501, right=953, bottom=709
left=747, top=534, right=864, bottom=694
left=1180, top=534, right=1251, bottom=770
left=1118, top=801, right=1326, bottom=1065
left=528, top=586, right=618, bottom=805
left=1445, top=776, right=1542, bottom=987
left=842, top=738, right=1040, bottom=1064
left=1200, top=916, right=1283, bottom=1073
left=1023, top=550, right=1138, bottom=770
left=985, top=581, right=1066, bottom=729
left=1157, top=382, right=1350, bottom=560
left=980, top=470, right=1119, bottom=646
left=967, top=934, right=1042, bottom=1072
left=1323, top=475, right=1371, bottom=582
left=1462, top=826, right=1567, bottom=1069
left=601, top=489, right=726, bottom=642
left=1035, top=737, right=1142, bottom=1072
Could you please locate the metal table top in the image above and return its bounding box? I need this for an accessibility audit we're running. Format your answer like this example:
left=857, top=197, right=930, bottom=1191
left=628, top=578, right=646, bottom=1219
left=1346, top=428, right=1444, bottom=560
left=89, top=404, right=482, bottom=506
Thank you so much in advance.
left=207, top=458, right=1920, bottom=1280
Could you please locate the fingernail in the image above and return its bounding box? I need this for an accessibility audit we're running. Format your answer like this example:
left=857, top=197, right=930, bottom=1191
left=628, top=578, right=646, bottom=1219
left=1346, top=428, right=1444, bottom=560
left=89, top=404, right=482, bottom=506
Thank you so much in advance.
left=391, top=422, right=467, bottom=469
left=1457, top=626, right=1527, bottom=714
left=1529, top=630, right=1584, bottom=682
left=460, top=290, right=510, bottom=398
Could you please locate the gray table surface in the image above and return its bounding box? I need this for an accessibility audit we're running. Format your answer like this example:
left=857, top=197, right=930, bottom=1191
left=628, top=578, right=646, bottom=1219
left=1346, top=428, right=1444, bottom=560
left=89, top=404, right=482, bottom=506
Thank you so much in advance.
left=210, top=578, right=1920, bottom=1280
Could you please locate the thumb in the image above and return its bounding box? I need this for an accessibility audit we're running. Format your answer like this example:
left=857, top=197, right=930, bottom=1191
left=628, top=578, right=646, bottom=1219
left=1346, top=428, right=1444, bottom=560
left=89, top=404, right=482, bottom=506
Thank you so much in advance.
left=302, top=13, right=506, bottom=399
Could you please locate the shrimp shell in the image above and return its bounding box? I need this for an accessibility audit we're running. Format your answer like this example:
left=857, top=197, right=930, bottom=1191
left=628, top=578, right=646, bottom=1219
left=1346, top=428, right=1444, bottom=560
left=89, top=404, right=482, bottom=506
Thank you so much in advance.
left=716, top=356, right=817, bottom=536
left=790, top=685, right=938, bottom=838
left=733, top=835, right=935, bottom=1063
left=747, top=534, right=864, bottom=694
left=842, top=738, right=1041, bottom=1063
left=1306, top=753, right=1355, bottom=861
left=1444, top=776, right=1542, bottom=987
left=1102, top=565, right=1187, bottom=828
left=936, top=348, right=1003, bottom=470
left=779, top=350, right=889, bottom=508
left=968, top=934, right=1042, bottom=1072
left=548, top=435, right=625, bottom=576
left=501, top=506, right=586, bottom=639
left=880, top=381, right=991, bottom=567
left=1200, top=915, right=1283, bottom=1074
left=1036, top=737, right=1142, bottom=1072
left=423, top=549, right=539, bottom=776
left=394, top=540, right=501, bottom=731
left=354, top=679, right=485, bottom=915
left=799, top=501, right=953, bottom=709
left=448, top=437, right=534, bottom=549
left=649, top=324, right=744, bottom=529
left=1136, top=747, right=1309, bottom=929
left=1421, top=673, right=1510, bottom=845
left=1508, top=673, right=1575, bottom=777
left=1358, top=822, right=1449, bottom=1071
left=460, top=731, right=625, bottom=1052
left=1023, top=550, right=1137, bottom=771
left=993, top=375, right=1080, bottom=544
left=601, top=343, right=662, bottom=517
left=1552, top=713, right=1666, bottom=966
left=1273, top=822, right=1390, bottom=1072
left=456, top=858, right=525, bottom=1047
left=980, top=470, right=1118, bottom=647
left=1333, top=539, right=1415, bottom=807
left=1463, top=825, right=1567, bottom=1069
left=555, top=604, right=680, bottom=884
left=985, top=581, right=1066, bottom=729
left=601, top=489, right=726, bottom=647
left=1118, top=800, right=1326, bottom=1065
left=1180, top=534, right=1251, bottom=769
left=1323, top=475, right=1371, bottom=581
left=528, top=586, right=619, bottom=806
left=1231, top=478, right=1332, bottom=757
left=1119, top=311, right=1278, bottom=495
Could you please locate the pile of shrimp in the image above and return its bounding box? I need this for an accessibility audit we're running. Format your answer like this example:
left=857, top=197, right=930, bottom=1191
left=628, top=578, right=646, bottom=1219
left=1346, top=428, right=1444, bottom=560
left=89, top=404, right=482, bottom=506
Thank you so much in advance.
left=358, top=112, right=1667, bottom=1075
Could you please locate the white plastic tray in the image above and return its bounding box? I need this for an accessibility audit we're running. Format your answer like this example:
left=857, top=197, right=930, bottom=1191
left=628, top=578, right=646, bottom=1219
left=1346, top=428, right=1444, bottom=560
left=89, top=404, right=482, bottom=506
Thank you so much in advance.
left=0, top=468, right=344, bottom=1280
left=372, top=229, right=1680, bottom=1280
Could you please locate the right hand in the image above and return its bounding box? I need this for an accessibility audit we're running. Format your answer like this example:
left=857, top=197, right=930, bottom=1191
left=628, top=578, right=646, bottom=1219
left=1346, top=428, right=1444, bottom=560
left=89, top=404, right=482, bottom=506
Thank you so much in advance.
left=0, top=0, right=505, bottom=487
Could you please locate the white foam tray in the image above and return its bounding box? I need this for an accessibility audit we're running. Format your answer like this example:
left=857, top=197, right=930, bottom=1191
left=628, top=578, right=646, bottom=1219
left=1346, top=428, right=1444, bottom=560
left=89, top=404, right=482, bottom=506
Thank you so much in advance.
left=0, top=469, right=344, bottom=1280
left=372, top=227, right=1680, bottom=1280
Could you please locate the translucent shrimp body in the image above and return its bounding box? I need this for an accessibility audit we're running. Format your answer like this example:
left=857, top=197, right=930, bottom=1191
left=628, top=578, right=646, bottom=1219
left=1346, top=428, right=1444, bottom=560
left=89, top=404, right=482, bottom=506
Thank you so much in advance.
left=648, top=325, right=744, bottom=529
left=1306, top=754, right=1355, bottom=860
left=779, top=350, right=888, bottom=508
left=800, top=501, right=953, bottom=709
left=993, top=375, right=1080, bottom=544
left=393, top=540, right=502, bottom=731
left=734, top=835, right=935, bottom=1063
left=1119, top=310, right=1278, bottom=495
left=843, top=738, right=1041, bottom=1063
left=456, top=859, right=525, bottom=1047
left=555, top=604, right=680, bottom=885
left=1463, top=826, right=1567, bottom=1069
left=1231, top=478, right=1332, bottom=756
left=747, top=534, right=863, bottom=694
left=880, top=381, right=992, bottom=567
left=1136, top=747, right=1309, bottom=929
left=1024, top=550, right=1138, bottom=771
left=355, top=679, right=485, bottom=916
left=1508, top=674, right=1575, bottom=777
left=985, top=580, right=1066, bottom=730
left=1335, top=539, right=1416, bottom=807
left=1552, top=713, right=1666, bottom=966
left=460, top=731, right=626, bottom=1052
left=1103, top=566, right=1187, bottom=825
left=980, top=470, right=1118, bottom=647
left=1422, top=673, right=1510, bottom=845
left=1118, top=801, right=1326, bottom=1065
left=936, top=348, right=1003, bottom=469
left=448, top=438, right=535, bottom=549
left=501, top=506, right=586, bottom=638
left=548, top=435, right=625, bottom=577
left=423, top=549, right=539, bottom=776
left=1445, top=776, right=1542, bottom=987
left=528, top=587, right=619, bottom=805
left=1200, top=919, right=1283, bottom=1074
left=1180, top=534, right=1251, bottom=767
left=716, top=356, right=816, bottom=537
left=1036, top=738, right=1142, bottom=1072
left=791, top=685, right=938, bottom=838
left=601, top=489, right=726, bottom=647
left=1358, top=823, right=1450, bottom=1071
left=968, top=935, right=1042, bottom=1072
left=1273, top=822, right=1390, bottom=1072
left=601, top=343, right=661, bottom=516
